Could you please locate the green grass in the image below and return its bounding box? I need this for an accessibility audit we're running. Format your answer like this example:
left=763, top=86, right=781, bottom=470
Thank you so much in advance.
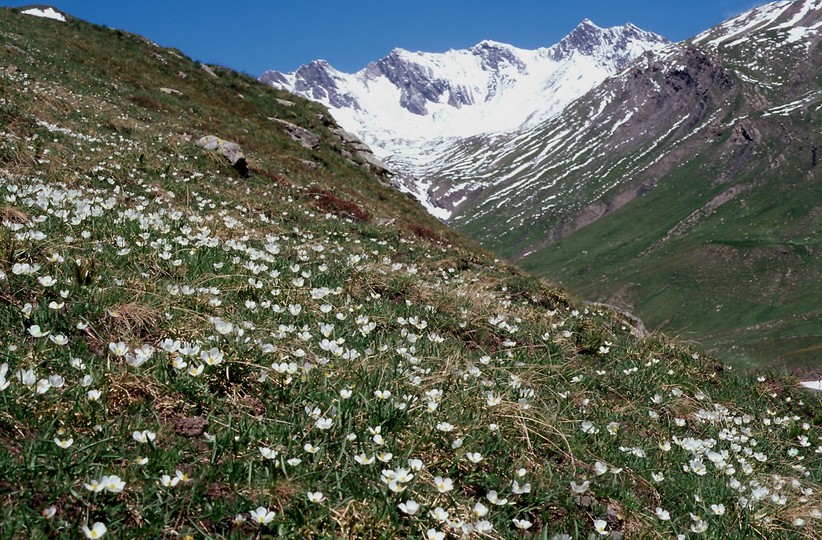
left=0, top=8, right=819, bottom=540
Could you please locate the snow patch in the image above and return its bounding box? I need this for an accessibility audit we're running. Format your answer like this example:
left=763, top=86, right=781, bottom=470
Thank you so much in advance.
left=21, top=7, right=66, bottom=22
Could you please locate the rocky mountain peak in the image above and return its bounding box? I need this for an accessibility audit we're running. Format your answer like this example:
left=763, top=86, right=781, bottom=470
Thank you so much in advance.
left=551, top=19, right=668, bottom=64
left=470, top=40, right=527, bottom=72
left=260, top=19, right=667, bottom=165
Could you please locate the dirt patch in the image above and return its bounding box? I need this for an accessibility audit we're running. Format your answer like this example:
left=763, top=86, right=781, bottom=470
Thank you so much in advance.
left=306, top=187, right=370, bottom=222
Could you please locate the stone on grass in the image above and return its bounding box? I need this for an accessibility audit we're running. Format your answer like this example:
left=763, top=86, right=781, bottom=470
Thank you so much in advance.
left=195, top=135, right=250, bottom=177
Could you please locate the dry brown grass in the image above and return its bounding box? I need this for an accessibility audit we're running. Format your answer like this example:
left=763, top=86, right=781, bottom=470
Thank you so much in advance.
left=100, top=301, right=164, bottom=342
left=0, top=204, right=29, bottom=224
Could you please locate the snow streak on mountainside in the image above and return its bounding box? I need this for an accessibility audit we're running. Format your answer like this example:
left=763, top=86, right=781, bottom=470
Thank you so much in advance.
left=440, top=0, right=822, bottom=372
left=261, top=21, right=668, bottom=218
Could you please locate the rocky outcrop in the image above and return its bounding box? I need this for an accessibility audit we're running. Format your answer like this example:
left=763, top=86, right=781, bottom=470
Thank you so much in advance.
left=364, top=51, right=451, bottom=115
left=200, top=64, right=218, bottom=78
left=331, top=126, right=390, bottom=175
left=269, top=118, right=320, bottom=149
left=261, top=61, right=359, bottom=110
left=159, top=87, right=183, bottom=96
left=195, top=135, right=249, bottom=177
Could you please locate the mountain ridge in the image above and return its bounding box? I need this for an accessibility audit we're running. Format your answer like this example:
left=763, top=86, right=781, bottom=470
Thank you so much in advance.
left=261, top=21, right=668, bottom=210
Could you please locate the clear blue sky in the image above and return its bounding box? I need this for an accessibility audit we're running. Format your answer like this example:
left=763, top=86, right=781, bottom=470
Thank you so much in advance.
left=5, top=1, right=769, bottom=74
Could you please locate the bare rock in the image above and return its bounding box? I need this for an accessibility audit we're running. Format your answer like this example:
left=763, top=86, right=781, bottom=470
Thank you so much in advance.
left=200, top=64, right=218, bottom=78
left=195, top=135, right=250, bottom=177
left=4, top=43, right=25, bottom=55
left=159, top=87, right=184, bottom=96
left=331, top=127, right=391, bottom=174
left=276, top=98, right=295, bottom=107
left=269, top=118, right=320, bottom=149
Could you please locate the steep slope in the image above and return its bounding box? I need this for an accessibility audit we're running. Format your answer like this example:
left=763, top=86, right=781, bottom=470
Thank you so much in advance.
left=261, top=21, right=667, bottom=217
left=430, top=0, right=822, bottom=372
left=0, top=7, right=819, bottom=540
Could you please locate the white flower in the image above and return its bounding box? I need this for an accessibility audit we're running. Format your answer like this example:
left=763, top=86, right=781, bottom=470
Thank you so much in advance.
left=512, top=479, right=531, bottom=494
left=212, top=318, right=234, bottom=335
left=425, top=530, right=445, bottom=540
left=307, top=491, right=325, bottom=503
left=259, top=447, right=279, bottom=460
left=49, top=334, right=68, bottom=346
left=304, top=442, right=319, bottom=454
left=108, top=341, right=128, bottom=356
left=36, top=379, right=51, bottom=394
left=570, top=480, right=590, bottom=494
left=187, top=364, right=204, bottom=377
left=84, top=478, right=105, bottom=492
left=38, top=275, right=57, bottom=287
left=160, top=474, right=179, bottom=487
left=465, top=452, right=483, bottom=463
left=513, top=518, right=532, bottom=530
left=354, top=453, right=374, bottom=465
left=315, top=417, right=333, bottom=430
left=486, top=490, right=508, bottom=505
left=430, top=507, right=449, bottom=521
left=434, top=476, right=453, bottom=493
left=437, top=422, right=454, bottom=433
left=87, top=389, right=102, bottom=401
left=398, top=500, right=419, bottom=515
left=28, top=325, right=49, bottom=338
left=16, top=368, right=36, bottom=387
left=387, top=479, right=406, bottom=493
left=593, top=519, right=608, bottom=536
left=104, top=475, right=125, bottom=493
left=473, top=502, right=488, bottom=517
left=132, top=430, right=156, bottom=444
left=54, top=437, right=73, bottom=449
left=710, top=504, right=725, bottom=516
left=691, top=520, right=708, bottom=533
left=655, top=507, right=670, bottom=521
left=594, top=461, right=608, bottom=476
left=82, top=522, right=107, bottom=538
left=249, top=506, right=276, bottom=524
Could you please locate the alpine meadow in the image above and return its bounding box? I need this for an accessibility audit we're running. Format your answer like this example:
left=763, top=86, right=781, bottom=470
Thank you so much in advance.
left=0, top=4, right=820, bottom=540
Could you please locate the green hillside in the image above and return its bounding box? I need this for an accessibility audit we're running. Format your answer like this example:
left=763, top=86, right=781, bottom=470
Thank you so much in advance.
left=442, top=5, right=822, bottom=373
left=0, top=8, right=819, bottom=540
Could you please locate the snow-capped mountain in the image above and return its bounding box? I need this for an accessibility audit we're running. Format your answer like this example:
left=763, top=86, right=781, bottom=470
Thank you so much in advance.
left=426, top=0, right=821, bottom=371
left=261, top=20, right=667, bottom=216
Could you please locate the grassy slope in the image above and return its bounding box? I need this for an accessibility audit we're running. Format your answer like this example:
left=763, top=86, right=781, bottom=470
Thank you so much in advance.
left=495, top=30, right=822, bottom=374
left=0, top=9, right=820, bottom=540
left=520, top=114, right=822, bottom=374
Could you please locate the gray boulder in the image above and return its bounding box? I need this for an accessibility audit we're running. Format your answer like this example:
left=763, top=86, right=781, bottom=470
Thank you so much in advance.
left=269, top=118, right=320, bottom=149
left=195, top=135, right=249, bottom=177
